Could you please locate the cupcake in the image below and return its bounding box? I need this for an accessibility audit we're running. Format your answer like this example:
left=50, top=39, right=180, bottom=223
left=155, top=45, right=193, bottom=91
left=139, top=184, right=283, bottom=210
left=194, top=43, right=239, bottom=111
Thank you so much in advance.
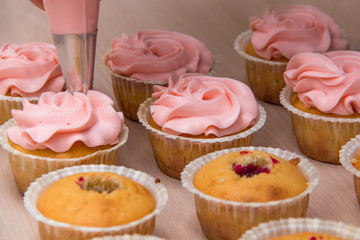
left=23, top=164, right=168, bottom=240
left=239, top=218, right=360, bottom=240
left=104, top=30, right=215, bottom=121
left=138, top=73, right=266, bottom=179
left=281, top=51, right=360, bottom=164
left=0, top=42, right=65, bottom=124
left=0, top=90, right=128, bottom=194
left=181, top=146, right=319, bottom=240
left=339, top=135, right=360, bottom=205
left=234, top=5, right=347, bottom=104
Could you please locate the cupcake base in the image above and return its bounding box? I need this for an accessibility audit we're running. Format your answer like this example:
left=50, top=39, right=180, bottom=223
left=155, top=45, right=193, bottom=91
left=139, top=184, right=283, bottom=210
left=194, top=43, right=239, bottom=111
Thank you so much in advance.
left=23, top=165, right=168, bottom=240
left=138, top=98, right=266, bottom=180
left=234, top=30, right=287, bottom=105
left=0, top=119, right=129, bottom=195
left=181, top=147, right=319, bottom=240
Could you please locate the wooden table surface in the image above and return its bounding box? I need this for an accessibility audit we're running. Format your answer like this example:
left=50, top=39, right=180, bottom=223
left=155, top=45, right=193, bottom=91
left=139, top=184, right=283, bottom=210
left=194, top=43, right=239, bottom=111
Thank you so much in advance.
left=1, top=0, right=360, bottom=239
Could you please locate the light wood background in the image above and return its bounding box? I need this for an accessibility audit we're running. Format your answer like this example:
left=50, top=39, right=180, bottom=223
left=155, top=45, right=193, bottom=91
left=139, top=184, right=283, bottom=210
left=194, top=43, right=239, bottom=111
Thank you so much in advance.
left=1, top=0, right=360, bottom=239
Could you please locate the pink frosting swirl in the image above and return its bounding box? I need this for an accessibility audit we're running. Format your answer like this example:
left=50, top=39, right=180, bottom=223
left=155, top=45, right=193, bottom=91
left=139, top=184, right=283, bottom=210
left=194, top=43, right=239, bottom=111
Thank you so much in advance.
left=249, top=5, right=347, bottom=60
left=284, top=51, right=360, bottom=115
left=104, top=30, right=214, bottom=82
left=8, top=90, right=124, bottom=152
left=0, top=42, right=65, bottom=97
left=150, top=73, right=258, bottom=137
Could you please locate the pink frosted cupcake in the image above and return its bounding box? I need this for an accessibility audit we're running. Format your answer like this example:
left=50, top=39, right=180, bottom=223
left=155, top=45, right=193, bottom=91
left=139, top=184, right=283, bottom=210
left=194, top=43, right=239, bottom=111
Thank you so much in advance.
left=281, top=50, right=360, bottom=164
left=138, top=73, right=266, bottom=179
left=239, top=218, right=360, bottom=240
left=23, top=164, right=168, bottom=240
left=234, top=5, right=347, bottom=104
left=0, top=42, right=65, bottom=124
left=0, top=90, right=128, bottom=194
left=104, top=30, right=215, bottom=121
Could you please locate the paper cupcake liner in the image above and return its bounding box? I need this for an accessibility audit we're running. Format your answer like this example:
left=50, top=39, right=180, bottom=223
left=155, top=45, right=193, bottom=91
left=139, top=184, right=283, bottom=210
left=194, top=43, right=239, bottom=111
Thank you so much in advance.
left=181, top=146, right=319, bottom=240
left=137, top=97, right=266, bottom=179
left=234, top=30, right=287, bottom=105
left=91, top=234, right=166, bottom=240
left=340, top=135, right=360, bottom=205
left=280, top=86, right=360, bottom=164
left=0, top=118, right=129, bottom=195
left=23, top=164, right=168, bottom=240
left=0, top=94, right=38, bottom=125
left=239, top=217, right=360, bottom=240
left=103, top=53, right=219, bottom=122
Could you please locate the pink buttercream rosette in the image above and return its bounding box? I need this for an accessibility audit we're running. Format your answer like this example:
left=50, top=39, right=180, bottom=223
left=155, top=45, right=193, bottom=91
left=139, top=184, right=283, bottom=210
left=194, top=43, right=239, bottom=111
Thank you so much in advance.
left=138, top=73, right=266, bottom=179
left=0, top=42, right=65, bottom=124
left=181, top=147, right=319, bottom=240
left=104, top=30, right=217, bottom=121
left=234, top=5, right=347, bottom=105
left=0, top=90, right=129, bottom=194
left=281, top=50, right=360, bottom=164
left=239, top=218, right=360, bottom=240
left=23, top=165, right=168, bottom=240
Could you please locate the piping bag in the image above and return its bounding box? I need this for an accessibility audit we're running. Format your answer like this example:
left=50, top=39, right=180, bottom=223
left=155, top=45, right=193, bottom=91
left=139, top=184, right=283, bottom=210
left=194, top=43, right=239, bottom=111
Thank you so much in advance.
left=42, top=0, right=100, bottom=94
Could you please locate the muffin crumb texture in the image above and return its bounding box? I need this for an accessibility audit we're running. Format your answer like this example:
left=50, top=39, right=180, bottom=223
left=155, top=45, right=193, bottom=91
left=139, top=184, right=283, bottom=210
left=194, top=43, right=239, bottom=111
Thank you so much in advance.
left=351, top=152, right=360, bottom=170
left=37, top=172, right=155, bottom=227
left=194, top=150, right=307, bottom=202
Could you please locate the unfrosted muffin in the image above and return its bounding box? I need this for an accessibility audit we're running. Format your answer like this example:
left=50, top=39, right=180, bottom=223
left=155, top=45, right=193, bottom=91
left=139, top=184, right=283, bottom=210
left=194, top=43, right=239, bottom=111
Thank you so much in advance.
left=23, top=165, right=168, bottom=240
left=239, top=218, right=360, bottom=240
left=138, top=73, right=266, bottom=179
left=234, top=5, right=347, bottom=104
left=104, top=30, right=215, bottom=121
left=0, top=90, right=128, bottom=194
left=181, top=147, right=319, bottom=240
left=193, top=150, right=307, bottom=203
left=339, top=135, right=360, bottom=205
left=281, top=51, right=360, bottom=164
left=37, top=172, right=155, bottom=227
left=0, top=42, right=65, bottom=124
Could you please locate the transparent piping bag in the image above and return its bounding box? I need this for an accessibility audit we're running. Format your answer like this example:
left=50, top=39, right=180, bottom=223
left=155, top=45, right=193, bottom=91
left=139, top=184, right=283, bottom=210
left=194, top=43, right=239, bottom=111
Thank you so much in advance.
left=42, top=0, right=100, bottom=94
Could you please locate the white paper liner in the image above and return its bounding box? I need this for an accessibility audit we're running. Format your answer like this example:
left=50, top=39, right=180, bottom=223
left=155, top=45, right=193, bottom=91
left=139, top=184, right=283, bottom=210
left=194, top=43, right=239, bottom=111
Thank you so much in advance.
left=239, top=218, right=360, bottom=240
left=340, top=135, right=360, bottom=178
left=0, top=118, right=129, bottom=194
left=138, top=97, right=266, bottom=144
left=91, top=234, right=165, bottom=240
left=181, top=146, right=319, bottom=239
left=0, top=94, right=38, bottom=125
left=23, top=164, right=168, bottom=240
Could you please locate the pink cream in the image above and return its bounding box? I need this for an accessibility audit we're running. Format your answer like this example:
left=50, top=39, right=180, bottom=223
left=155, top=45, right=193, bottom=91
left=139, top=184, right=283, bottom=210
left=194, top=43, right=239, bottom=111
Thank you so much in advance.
left=42, top=0, right=100, bottom=35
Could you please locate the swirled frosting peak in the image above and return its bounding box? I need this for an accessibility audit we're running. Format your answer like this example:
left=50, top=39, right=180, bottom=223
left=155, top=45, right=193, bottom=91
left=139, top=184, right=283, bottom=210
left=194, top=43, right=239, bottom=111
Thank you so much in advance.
left=0, top=42, right=65, bottom=97
left=104, top=30, right=214, bottom=82
left=249, top=5, right=347, bottom=60
left=8, top=90, right=124, bottom=152
left=150, top=73, right=258, bottom=137
left=284, top=51, right=360, bottom=115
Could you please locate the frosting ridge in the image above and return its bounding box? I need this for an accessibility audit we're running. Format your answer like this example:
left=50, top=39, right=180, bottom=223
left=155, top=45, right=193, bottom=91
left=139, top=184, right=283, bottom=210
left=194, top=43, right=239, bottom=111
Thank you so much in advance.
left=104, top=30, right=214, bottom=82
left=249, top=5, right=347, bottom=60
left=284, top=51, right=360, bottom=115
left=8, top=90, right=124, bottom=152
left=0, top=42, right=65, bottom=97
left=150, top=73, right=258, bottom=137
